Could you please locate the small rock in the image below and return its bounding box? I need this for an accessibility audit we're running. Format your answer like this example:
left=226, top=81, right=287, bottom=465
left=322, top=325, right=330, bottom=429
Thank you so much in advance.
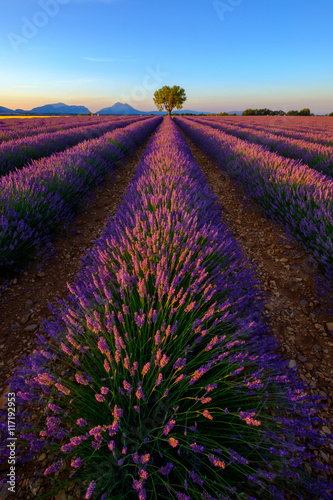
left=304, top=362, right=314, bottom=371
left=38, top=453, right=47, bottom=461
left=20, top=314, right=31, bottom=325
left=37, top=272, right=45, bottom=278
left=0, top=385, right=10, bottom=410
left=314, top=323, right=324, bottom=330
left=297, top=354, right=307, bottom=363
left=24, top=324, right=38, bottom=333
left=25, top=299, right=33, bottom=310
left=10, top=324, right=20, bottom=331
left=288, top=360, right=297, bottom=368
left=313, top=344, right=321, bottom=352
left=29, top=477, right=43, bottom=496
left=300, top=300, right=308, bottom=307
left=326, top=322, right=333, bottom=332
left=54, top=492, right=67, bottom=500
left=322, top=426, right=331, bottom=434
left=320, top=450, right=329, bottom=462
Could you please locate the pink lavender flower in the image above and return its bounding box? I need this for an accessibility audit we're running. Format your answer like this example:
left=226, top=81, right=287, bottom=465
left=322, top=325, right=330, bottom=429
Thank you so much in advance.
left=101, top=386, right=109, bottom=395
left=85, top=480, right=96, bottom=499
left=155, top=373, right=163, bottom=386
left=205, top=383, right=217, bottom=392
left=70, top=435, right=88, bottom=446
left=203, top=409, right=213, bottom=420
left=135, top=382, right=145, bottom=401
left=168, top=437, right=179, bottom=448
left=55, top=383, right=70, bottom=395
left=208, top=454, right=225, bottom=468
left=108, top=440, right=115, bottom=451
left=76, top=418, right=87, bottom=427
left=61, top=442, right=74, bottom=452
left=173, top=357, right=186, bottom=370
left=123, top=380, right=132, bottom=395
left=103, top=359, right=111, bottom=372
left=174, top=374, right=184, bottom=384
left=95, top=394, right=105, bottom=403
left=163, top=419, right=176, bottom=435
left=61, top=342, right=73, bottom=356
left=98, top=337, right=110, bottom=355
left=239, top=411, right=261, bottom=426
left=71, top=457, right=83, bottom=468
left=44, top=459, right=63, bottom=475
left=140, top=453, right=150, bottom=464
left=190, top=442, right=204, bottom=453
left=48, top=403, right=62, bottom=414
left=75, top=373, right=89, bottom=385
left=35, top=372, right=54, bottom=386
left=141, top=362, right=150, bottom=377
left=159, top=354, right=169, bottom=368
left=139, top=469, right=148, bottom=480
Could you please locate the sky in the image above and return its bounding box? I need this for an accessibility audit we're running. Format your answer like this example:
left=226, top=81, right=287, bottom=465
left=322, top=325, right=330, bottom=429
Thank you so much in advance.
left=0, top=0, right=332, bottom=114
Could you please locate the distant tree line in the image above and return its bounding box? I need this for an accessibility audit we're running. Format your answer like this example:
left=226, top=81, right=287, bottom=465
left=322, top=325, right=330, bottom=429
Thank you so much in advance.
left=242, top=108, right=313, bottom=116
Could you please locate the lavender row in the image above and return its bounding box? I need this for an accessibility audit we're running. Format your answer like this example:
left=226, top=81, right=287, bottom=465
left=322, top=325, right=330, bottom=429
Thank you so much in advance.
left=189, top=116, right=333, bottom=177
left=0, top=116, right=146, bottom=177
left=0, top=116, right=128, bottom=143
left=1, top=116, right=331, bottom=499
left=0, top=116, right=161, bottom=268
left=205, top=116, right=333, bottom=147
left=175, top=117, right=333, bottom=277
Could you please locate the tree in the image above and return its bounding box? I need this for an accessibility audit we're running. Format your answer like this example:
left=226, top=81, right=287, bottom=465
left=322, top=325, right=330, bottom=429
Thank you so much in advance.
left=153, top=85, right=187, bottom=116
left=299, top=108, right=311, bottom=116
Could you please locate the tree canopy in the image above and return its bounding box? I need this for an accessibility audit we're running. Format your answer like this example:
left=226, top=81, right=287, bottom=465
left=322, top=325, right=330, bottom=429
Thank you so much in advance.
left=153, top=85, right=187, bottom=116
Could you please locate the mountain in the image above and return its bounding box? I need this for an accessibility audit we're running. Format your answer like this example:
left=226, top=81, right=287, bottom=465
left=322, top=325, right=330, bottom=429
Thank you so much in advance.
left=97, top=102, right=145, bottom=115
left=30, top=103, right=91, bottom=115
left=0, top=106, right=15, bottom=114
left=96, top=103, right=215, bottom=115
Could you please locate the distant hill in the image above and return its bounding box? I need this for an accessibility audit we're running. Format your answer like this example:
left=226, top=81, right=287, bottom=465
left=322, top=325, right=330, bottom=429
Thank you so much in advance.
left=1, top=102, right=243, bottom=116
left=30, top=103, right=90, bottom=115
left=97, top=102, right=144, bottom=115
left=0, top=106, right=15, bottom=114
left=96, top=103, right=219, bottom=115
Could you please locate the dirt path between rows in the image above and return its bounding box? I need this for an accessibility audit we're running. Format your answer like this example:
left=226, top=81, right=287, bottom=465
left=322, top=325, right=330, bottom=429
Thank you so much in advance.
left=179, top=129, right=333, bottom=482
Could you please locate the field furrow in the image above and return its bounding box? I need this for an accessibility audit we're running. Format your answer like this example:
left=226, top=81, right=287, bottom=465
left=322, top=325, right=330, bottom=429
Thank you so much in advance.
left=175, top=116, right=333, bottom=279
left=188, top=116, right=333, bottom=177
left=0, top=116, right=147, bottom=177
left=0, top=116, right=161, bottom=269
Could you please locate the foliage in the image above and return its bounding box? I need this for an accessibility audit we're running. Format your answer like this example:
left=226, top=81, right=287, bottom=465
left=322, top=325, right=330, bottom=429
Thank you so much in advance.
left=153, top=86, right=187, bottom=116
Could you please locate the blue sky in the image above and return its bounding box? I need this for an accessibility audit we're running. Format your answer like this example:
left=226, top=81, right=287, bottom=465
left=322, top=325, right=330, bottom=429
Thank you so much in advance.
left=1, top=0, right=332, bottom=113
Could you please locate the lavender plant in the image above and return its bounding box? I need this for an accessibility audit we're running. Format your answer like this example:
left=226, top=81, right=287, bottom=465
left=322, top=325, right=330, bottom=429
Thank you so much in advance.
left=1, top=117, right=331, bottom=499
left=0, top=116, right=161, bottom=269
left=187, top=116, right=333, bottom=177
left=0, top=116, right=145, bottom=177
left=174, top=117, right=333, bottom=279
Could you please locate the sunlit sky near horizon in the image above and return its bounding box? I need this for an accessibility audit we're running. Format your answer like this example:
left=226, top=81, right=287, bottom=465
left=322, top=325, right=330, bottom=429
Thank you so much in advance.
left=1, top=0, right=332, bottom=114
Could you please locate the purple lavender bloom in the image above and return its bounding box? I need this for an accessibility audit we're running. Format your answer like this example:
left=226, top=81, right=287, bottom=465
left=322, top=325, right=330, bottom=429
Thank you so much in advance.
left=159, top=462, right=173, bottom=476
left=85, top=480, right=96, bottom=499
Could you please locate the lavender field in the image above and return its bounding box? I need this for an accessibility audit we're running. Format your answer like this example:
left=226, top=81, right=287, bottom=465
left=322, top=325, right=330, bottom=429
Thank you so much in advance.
left=0, top=115, right=333, bottom=500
